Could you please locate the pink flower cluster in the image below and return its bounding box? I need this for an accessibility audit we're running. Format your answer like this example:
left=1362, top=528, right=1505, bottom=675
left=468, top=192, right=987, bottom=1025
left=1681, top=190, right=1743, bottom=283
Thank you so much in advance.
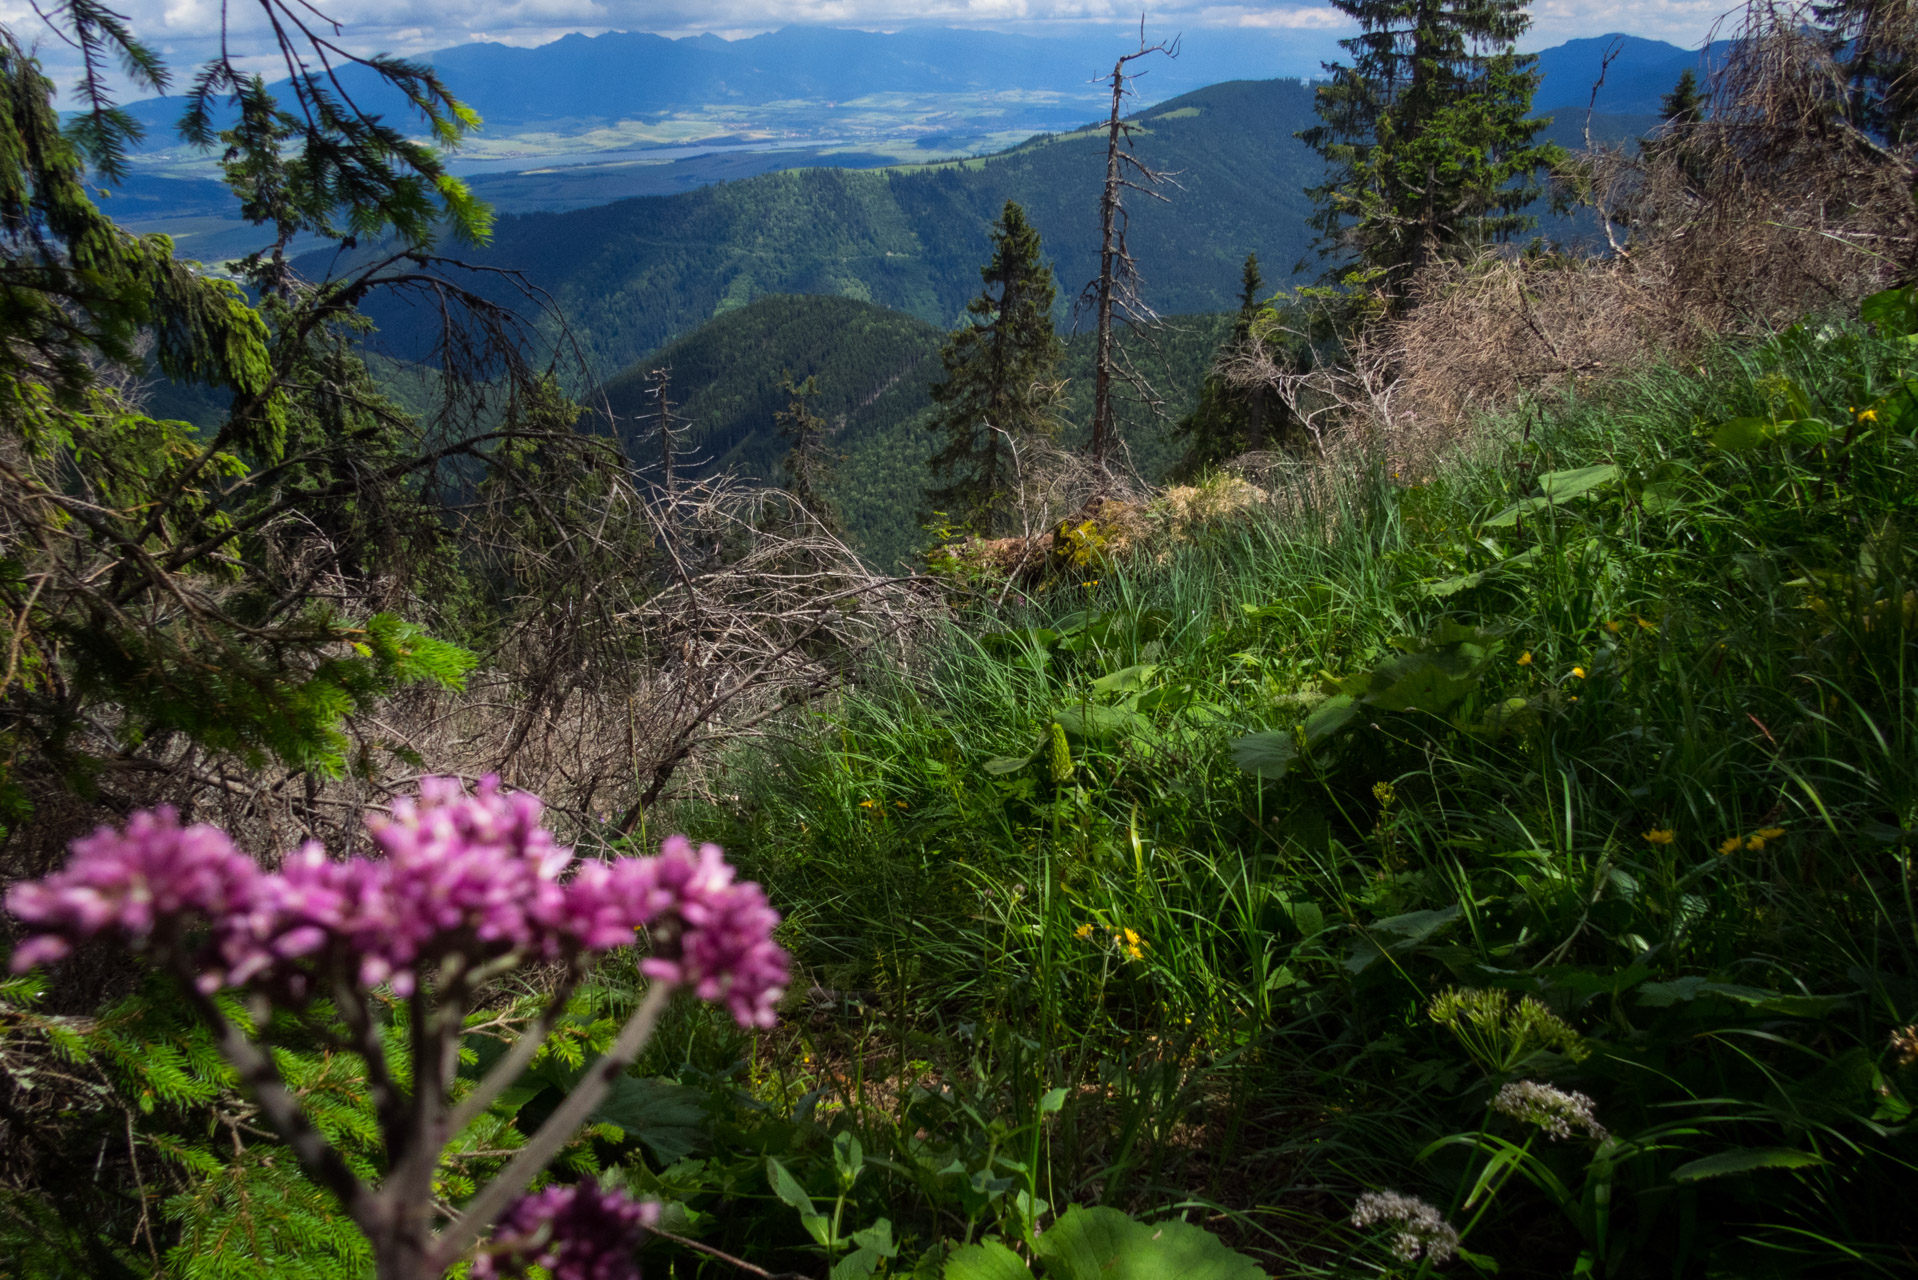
left=472, top=1179, right=659, bottom=1280
left=3, top=809, right=259, bottom=974
left=4, top=778, right=788, bottom=1026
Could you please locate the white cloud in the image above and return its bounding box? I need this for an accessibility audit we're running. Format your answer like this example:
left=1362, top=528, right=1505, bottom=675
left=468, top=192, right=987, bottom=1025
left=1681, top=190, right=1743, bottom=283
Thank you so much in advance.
left=1200, top=5, right=1348, bottom=31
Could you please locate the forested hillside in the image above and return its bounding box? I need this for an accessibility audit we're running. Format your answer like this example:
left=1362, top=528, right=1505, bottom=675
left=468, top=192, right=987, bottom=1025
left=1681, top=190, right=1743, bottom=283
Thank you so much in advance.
left=342, top=78, right=1323, bottom=379
left=598, top=295, right=1231, bottom=566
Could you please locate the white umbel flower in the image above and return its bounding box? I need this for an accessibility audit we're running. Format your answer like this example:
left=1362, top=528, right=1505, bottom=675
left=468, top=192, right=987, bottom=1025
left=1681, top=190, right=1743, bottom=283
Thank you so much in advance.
left=1351, top=1190, right=1460, bottom=1265
left=1493, top=1080, right=1608, bottom=1141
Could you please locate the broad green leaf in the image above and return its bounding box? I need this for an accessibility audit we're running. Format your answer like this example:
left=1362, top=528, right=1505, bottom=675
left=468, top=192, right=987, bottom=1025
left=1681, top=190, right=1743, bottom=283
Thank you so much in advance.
left=587, top=1076, right=709, bottom=1164
left=1422, top=569, right=1488, bottom=598
left=1033, top=1205, right=1264, bottom=1280
left=1542, top=965, right=1651, bottom=998
left=1482, top=495, right=1548, bottom=527
left=1371, top=906, right=1461, bottom=940
left=850, top=1218, right=895, bottom=1253
left=1672, top=1147, right=1825, bottom=1182
left=1483, top=467, right=1618, bottom=526
left=841, top=1217, right=897, bottom=1271
left=1136, top=684, right=1195, bottom=714
left=1753, top=991, right=1850, bottom=1018
left=1861, top=285, right=1918, bottom=338
left=1301, top=692, right=1359, bottom=743
left=1639, top=480, right=1687, bottom=514
left=1231, top=730, right=1299, bottom=780
left=1364, top=653, right=1478, bottom=714
left=1039, top=1086, right=1068, bottom=1114
left=1536, top=464, right=1619, bottom=501
left=767, top=1156, right=815, bottom=1213
left=945, top=1240, right=1031, bottom=1280
left=980, top=628, right=1057, bottom=656
left=1014, top=1190, right=1050, bottom=1231
left=1232, top=694, right=1360, bottom=780
left=1777, top=417, right=1833, bottom=445
left=1052, top=704, right=1145, bottom=742
left=1428, top=618, right=1506, bottom=653
left=1091, top=663, right=1157, bottom=694
left=1422, top=548, right=1539, bottom=597
left=1282, top=899, right=1325, bottom=937
left=1710, top=416, right=1772, bottom=450
left=766, top=1157, right=831, bottom=1246
left=832, top=1248, right=884, bottom=1280
left=1635, top=978, right=1844, bottom=1014
left=983, top=752, right=1037, bottom=775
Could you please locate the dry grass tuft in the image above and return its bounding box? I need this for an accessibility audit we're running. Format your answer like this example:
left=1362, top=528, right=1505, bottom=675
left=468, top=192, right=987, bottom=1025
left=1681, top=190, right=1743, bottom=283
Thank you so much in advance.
left=1307, top=1, right=1918, bottom=476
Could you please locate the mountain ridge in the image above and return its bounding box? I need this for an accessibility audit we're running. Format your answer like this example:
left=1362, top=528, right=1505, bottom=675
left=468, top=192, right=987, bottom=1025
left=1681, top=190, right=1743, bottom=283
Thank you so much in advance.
left=338, top=77, right=1326, bottom=382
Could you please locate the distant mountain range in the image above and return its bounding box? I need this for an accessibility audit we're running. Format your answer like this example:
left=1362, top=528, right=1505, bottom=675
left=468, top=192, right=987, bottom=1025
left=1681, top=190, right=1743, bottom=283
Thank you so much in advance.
left=98, top=25, right=1724, bottom=253
left=114, top=26, right=1725, bottom=139
left=1533, top=33, right=1731, bottom=115
left=116, top=24, right=1345, bottom=142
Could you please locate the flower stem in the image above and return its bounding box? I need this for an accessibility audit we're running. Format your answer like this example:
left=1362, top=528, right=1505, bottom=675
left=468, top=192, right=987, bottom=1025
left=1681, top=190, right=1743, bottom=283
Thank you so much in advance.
left=431, top=979, right=676, bottom=1269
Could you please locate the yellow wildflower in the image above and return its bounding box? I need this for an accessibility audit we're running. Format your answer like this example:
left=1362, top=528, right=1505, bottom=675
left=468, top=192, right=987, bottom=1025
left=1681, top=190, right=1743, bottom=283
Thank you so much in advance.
left=1571, top=666, right=1587, bottom=679
left=858, top=799, right=877, bottom=810
left=1605, top=619, right=1622, bottom=634
left=895, top=801, right=908, bottom=810
left=1073, top=923, right=1095, bottom=940
left=1373, top=780, right=1396, bottom=806
left=1719, top=835, right=1745, bottom=855
left=1517, top=651, right=1533, bottom=666
left=1860, top=407, right=1880, bottom=424
left=1643, top=828, right=1676, bottom=845
left=1754, top=826, right=1786, bottom=840
left=1747, top=836, right=1767, bottom=851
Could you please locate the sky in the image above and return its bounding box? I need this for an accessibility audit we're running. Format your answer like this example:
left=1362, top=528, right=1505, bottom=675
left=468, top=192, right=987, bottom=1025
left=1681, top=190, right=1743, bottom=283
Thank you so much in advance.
left=1, top=0, right=1735, bottom=93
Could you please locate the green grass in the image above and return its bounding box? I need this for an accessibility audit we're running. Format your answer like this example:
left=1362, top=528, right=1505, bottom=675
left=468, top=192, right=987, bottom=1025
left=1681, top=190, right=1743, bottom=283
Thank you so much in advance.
left=640, top=305, right=1918, bottom=1277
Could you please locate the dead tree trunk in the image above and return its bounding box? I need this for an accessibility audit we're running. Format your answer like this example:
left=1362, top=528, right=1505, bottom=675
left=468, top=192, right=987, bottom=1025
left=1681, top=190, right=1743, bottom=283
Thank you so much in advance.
left=644, top=366, right=688, bottom=502
left=1089, top=59, right=1128, bottom=471
left=1084, top=23, right=1180, bottom=478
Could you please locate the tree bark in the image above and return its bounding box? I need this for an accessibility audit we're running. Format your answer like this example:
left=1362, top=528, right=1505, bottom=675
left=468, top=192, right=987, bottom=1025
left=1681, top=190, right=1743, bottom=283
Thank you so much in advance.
left=1090, top=55, right=1126, bottom=474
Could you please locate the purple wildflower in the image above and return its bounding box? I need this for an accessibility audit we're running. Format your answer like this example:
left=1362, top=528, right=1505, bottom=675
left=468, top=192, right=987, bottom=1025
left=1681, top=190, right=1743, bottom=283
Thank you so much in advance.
left=636, top=836, right=789, bottom=1029
left=5, top=779, right=789, bottom=1028
left=471, top=1179, right=660, bottom=1280
left=5, top=807, right=260, bottom=979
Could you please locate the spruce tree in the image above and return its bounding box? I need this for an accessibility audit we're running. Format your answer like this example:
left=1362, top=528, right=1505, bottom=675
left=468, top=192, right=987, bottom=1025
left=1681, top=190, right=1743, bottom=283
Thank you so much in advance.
left=926, top=200, right=1063, bottom=532
left=1174, top=253, right=1274, bottom=475
left=776, top=371, right=838, bottom=531
left=1300, top=0, right=1564, bottom=298
left=1660, top=68, right=1705, bottom=126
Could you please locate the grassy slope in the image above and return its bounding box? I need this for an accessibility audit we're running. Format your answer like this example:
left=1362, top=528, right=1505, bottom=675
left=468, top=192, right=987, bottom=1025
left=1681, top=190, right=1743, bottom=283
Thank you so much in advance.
left=646, top=308, right=1918, bottom=1276
left=344, top=79, right=1321, bottom=381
